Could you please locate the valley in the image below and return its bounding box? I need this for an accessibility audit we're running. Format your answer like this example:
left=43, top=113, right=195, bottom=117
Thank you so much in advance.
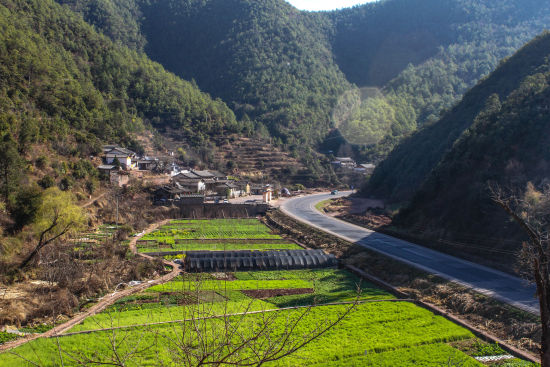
left=1, top=0, right=550, bottom=365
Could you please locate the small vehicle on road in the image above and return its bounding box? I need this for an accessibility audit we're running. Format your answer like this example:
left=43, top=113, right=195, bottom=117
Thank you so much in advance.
left=223, top=199, right=229, bottom=203
left=330, top=190, right=339, bottom=195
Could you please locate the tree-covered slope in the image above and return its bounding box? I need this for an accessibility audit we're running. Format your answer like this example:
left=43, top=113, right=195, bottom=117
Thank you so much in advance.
left=366, top=28, right=550, bottom=203
left=137, top=0, right=350, bottom=150
left=0, top=0, right=239, bottom=227
left=57, top=0, right=550, bottom=162
left=331, top=0, right=550, bottom=160
left=390, top=32, right=550, bottom=267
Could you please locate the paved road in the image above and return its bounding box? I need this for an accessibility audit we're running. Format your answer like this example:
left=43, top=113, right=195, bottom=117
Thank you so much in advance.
left=280, top=192, right=539, bottom=314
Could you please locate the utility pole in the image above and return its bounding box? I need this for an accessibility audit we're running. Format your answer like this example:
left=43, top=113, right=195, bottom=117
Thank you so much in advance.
left=116, top=194, right=119, bottom=227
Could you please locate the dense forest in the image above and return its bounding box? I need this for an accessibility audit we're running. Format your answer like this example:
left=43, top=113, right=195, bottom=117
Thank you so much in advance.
left=57, top=0, right=550, bottom=163
left=376, top=32, right=550, bottom=268
left=365, top=26, right=550, bottom=203
left=0, top=0, right=243, bottom=247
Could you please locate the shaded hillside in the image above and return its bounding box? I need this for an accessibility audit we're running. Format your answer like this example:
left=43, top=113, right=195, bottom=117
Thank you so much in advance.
left=390, top=32, right=550, bottom=268
left=138, top=0, right=350, bottom=150
left=366, top=31, right=550, bottom=203
left=58, top=0, right=550, bottom=163
left=332, top=0, right=550, bottom=160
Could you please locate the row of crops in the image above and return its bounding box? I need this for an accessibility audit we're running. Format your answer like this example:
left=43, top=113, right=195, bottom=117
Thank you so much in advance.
left=1, top=219, right=530, bottom=366
left=141, top=219, right=281, bottom=241
left=137, top=219, right=300, bottom=252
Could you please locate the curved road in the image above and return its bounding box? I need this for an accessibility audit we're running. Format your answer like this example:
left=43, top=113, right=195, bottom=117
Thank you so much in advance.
left=280, top=192, right=539, bottom=314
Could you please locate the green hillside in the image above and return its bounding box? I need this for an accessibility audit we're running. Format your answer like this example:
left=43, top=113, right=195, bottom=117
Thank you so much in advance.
left=58, top=0, right=550, bottom=162
left=0, top=0, right=240, bottom=230
left=388, top=32, right=550, bottom=268
left=366, top=29, right=550, bottom=202
left=330, top=0, right=550, bottom=160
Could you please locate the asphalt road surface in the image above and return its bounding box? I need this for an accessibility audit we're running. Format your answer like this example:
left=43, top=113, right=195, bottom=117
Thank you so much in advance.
left=280, top=192, right=539, bottom=314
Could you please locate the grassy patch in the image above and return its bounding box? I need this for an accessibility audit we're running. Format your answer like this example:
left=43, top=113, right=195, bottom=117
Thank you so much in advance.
left=0, top=332, right=19, bottom=345
left=314, top=199, right=332, bottom=212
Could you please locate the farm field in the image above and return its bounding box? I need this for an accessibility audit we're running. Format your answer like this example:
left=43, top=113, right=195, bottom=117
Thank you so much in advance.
left=140, top=219, right=281, bottom=242
left=138, top=242, right=301, bottom=252
left=1, top=302, right=478, bottom=366
left=0, top=218, right=509, bottom=365
left=69, top=269, right=394, bottom=331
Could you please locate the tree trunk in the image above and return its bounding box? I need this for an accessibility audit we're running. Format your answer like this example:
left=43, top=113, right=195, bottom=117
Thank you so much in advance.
left=19, top=240, right=45, bottom=269
left=535, top=262, right=550, bottom=367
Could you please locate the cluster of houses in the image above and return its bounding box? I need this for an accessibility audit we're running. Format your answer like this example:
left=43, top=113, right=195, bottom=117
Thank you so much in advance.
left=98, top=145, right=159, bottom=172
left=154, top=170, right=274, bottom=204
left=97, top=145, right=275, bottom=204
left=97, top=145, right=162, bottom=186
left=331, top=157, right=375, bottom=175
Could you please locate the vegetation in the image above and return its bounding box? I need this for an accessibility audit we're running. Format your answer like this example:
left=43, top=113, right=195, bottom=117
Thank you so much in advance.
left=367, top=30, right=550, bottom=203
left=0, top=0, right=247, bottom=264
left=3, top=302, right=476, bottom=366
left=141, top=219, right=283, bottom=242
left=382, top=32, right=550, bottom=270
left=1, top=217, right=491, bottom=365
left=138, top=242, right=301, bottom=252
left=20, top=187, right=86, bottom=268
left=58, top=0, right=550, bottom=164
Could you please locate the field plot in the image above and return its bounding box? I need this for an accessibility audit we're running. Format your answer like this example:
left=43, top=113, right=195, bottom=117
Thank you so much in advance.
left=0, top=219, right=488, bottom=366
left=0, top=302, right=479, bottom=366
left=137, top=219, right=289, bottom=253
left=69, top=269, right=392, bottom=332
left=141, top=219, right=281, bottom=242
left=138, top=242, right=302, bottom=252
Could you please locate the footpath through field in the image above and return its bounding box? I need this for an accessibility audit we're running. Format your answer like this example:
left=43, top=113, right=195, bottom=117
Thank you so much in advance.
left=0, top=220, right=180, bottom=353
left=280, top=192, right=539, bottom=314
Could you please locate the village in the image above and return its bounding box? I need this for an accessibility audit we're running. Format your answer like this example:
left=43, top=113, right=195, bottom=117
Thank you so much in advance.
left=97, top=145, right=280, bottom=205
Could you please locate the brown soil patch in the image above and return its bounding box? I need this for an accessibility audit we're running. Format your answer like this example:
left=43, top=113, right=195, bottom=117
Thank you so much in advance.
left=242, top=288, right=314, bottom=299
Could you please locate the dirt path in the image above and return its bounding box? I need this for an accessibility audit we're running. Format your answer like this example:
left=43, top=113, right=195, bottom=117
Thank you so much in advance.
left=81, top=191, right=107, bottom=208
left=0, top=219, right=178, bottom=352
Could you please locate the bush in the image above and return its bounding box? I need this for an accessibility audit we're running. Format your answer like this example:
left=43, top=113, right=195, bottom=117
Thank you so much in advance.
left=59, top=176, right=75, bottom=191
left=35, top=156, right=48, bottom=169
left=38, top=175, right=55, bottom=189
left=85, top=179, right=96, bottom=194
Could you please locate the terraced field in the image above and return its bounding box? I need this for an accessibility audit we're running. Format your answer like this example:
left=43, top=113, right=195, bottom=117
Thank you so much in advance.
left=0, top=219, right=511, bottom=366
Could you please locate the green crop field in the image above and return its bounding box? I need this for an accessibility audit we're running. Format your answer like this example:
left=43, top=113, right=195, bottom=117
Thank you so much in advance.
left=309, top=343, right=483, bottom=366
left=67, top=269, right=394, bottom=332
left=141, top=219, right=281, bottom=242
left=148, top=279, right=315, bottom=292
left=1, top=303, right=477, bottom=366
left=138, top=242, right=301, bottom=252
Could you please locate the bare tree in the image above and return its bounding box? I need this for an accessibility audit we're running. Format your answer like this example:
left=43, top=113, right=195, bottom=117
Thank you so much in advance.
left=491, top=182, right=550, bottom=366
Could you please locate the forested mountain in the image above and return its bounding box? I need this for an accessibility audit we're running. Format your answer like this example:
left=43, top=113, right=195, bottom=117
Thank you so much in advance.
left=57, top=0, right=550, bottom=163
left=330, top=0, right=550, bottom=160
left=365, top=28, right=550, bottom=203
left=0, top=0, right=241, bottom=228
left=382, top=32, right=550, bottom=268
